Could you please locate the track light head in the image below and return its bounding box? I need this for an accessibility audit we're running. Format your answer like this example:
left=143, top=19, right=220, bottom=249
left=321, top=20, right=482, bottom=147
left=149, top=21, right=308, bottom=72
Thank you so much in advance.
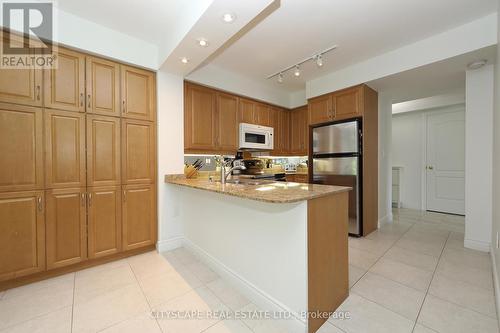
left=294, top=66, right=300, bottom=77
left=277, top=73, right=284, bottom=83
left=316, top=54, right=323, bottom=67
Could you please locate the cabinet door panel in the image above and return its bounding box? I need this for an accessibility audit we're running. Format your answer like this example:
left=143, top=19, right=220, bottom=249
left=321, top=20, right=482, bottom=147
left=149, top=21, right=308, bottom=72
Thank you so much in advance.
left=0, top=33, right=42, bottom=107
left=86, top=57, right=120, bottom=116
left=239, top=98, right=255, bottom=124
left=45, top=110, right=86, bottom=188
left=255, top=103, right=270, bottom=126
left=44, top=48, right=85, bottom=112
left=309, top=95, right=332, bottom=125
left=46, top=188, right=87, bottom=269
left=122, top=184, right=156, bottom=251
left=333, top=87, right=362, bottom=120
left=87, top=115, right=121, bottom=187
left=121, top=65, right=155, bottom=121
left=0, top=191, right=45, bottom=281
left=216, top=93, right=238, bottom=151
left=0, top=104, right=43, bottom=192
left=122, top=119, right=156, bottom=184
left=290, top=106, right=308, bottom=155
left=88, top=186, right=121, bottom=259
left=184, top=83, right=217, bottom=151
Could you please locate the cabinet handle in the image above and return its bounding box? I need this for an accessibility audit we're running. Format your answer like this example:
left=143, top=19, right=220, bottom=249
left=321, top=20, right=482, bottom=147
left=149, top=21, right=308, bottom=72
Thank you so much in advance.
left=88, top=193, right=92, bottom=206
left=87, top=94, right=91, bottom=108
left=122, top=100, right=126, bottom=113
left=80, top=93, right=84, bottom=107
left=37, top=196, right=43, bottom=211
left=36, top=85, right=40, bottom=100
left=81, top=193, right=86, bottom=206
left=123, top=190, right=126, bottom=202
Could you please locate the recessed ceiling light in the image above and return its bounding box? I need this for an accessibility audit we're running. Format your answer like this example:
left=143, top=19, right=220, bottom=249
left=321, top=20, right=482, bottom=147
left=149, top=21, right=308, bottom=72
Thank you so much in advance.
left=467, top=59, right=487, bottom=70
left=222, top=13, right=236, bottom=23
left=197, top=38, right=209, bottom=47
left=180, top=57, right=189, bottom=64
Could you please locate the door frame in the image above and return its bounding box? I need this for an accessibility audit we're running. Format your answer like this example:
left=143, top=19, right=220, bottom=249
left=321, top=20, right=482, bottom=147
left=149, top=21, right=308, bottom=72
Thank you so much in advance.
left=420, top=104, right=465, bottom=213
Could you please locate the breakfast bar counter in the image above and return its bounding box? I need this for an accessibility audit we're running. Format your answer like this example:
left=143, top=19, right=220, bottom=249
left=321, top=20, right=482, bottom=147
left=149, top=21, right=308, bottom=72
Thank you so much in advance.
left=164, top=174, right=351, bottom=333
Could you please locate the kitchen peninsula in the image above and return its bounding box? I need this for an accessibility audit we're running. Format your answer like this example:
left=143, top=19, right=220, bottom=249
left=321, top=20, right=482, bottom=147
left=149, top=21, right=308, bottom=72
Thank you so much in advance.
left=165, top=175, right=351, bottom=333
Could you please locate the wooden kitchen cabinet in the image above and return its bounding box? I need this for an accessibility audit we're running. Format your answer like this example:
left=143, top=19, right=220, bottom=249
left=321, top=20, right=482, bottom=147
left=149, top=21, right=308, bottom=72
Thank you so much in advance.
left=239, top=98, right=256, bottom=124
left=254, top=103, right=270, bottom=126
left=0, top=104, right=44, bottom=192
left=0, top=191, right=45, bottom=281
left=87, top=186, right=122, bottom=259
left=333, top=86, right=362, bottom=120
left=44, top=109, right=86, bottom=189
left=0, top=33, right=42, bottom=107
left=309, top=94, right=332, bottom=125
left=121, top=118, right=156, bottom=184
left=216, top=92, right=239, bottom=152
left=121, top=65, right=155, bottom=121
left=122, top=184, right=156, bottom=251
left=44, top=47, right=86, bottom=112
left=290, top=106, right=309, bottom=155
left=86, top=56, right=121, bottom=117
left=184, top=83, right=217, bottom=151
left=87, top=115, right=121, bottom=187
left=45, top=188, right=87, bottom=269
left=270, top=107, right=290, bottom=155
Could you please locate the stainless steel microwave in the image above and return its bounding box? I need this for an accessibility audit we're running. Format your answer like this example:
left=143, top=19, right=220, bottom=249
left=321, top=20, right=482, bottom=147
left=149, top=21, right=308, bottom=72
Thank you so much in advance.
left=239, top=123, right=274, bottom=150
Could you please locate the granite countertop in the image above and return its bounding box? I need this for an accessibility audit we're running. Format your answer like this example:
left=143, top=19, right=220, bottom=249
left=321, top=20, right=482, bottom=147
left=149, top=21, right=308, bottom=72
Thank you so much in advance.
left=164, top=175, right=351, bottom=204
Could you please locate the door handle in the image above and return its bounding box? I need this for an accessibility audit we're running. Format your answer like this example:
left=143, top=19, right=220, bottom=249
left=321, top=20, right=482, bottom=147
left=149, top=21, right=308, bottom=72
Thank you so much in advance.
left=36, top=85, right=40, bottom=101
left=37, top=196, right=43, bottom=211
left=88, top=193, right=93, bottom=206
left=81, top=193, right=86, bottom=206
left=427, top=165, right=434, bottom=170
left=122, top=100, right=126, bottom=113
left=80, top=93, right=84, bottom=107
left=123, top=190, right=126, bottom=202
left=87, top=94, right=91, bottom=108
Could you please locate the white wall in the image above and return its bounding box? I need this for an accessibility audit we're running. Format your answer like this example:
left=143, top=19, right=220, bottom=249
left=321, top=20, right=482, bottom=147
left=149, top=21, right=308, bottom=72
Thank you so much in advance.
left=392, top=105, right=466, bottom=211
left=378, top=93, right=393, bottom=224
left=491, top=0, right=500, bottom=319
left=156, top=69, right=186, bottom=251
left=465, top=64, right=494, bottom=252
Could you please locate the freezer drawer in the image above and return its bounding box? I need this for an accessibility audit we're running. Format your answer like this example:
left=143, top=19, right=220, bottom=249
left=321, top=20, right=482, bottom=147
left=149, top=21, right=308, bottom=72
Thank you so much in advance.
left=312, top=121, right=359, bottom=155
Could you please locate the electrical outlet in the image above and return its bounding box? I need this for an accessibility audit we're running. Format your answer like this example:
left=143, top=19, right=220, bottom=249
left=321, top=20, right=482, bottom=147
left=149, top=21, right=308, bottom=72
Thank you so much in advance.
left=205, top=158, right=211, bottom=165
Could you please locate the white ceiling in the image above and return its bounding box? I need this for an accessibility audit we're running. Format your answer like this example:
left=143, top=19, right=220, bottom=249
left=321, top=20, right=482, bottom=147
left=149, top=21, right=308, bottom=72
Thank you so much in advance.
left=56, top=0, right=210, bottom=45
left=207, top=0, right=497, bottom=92
left=368, top=45, right=497, bottom=103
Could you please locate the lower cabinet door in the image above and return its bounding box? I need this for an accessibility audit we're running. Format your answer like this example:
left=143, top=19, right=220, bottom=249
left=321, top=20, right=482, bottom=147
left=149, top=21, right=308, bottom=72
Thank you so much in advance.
left=88, top=186, right=122, bottom=258
left=0, top=191, right=45, bottom=281
left=46, top=188, right=87, bottom=269
left=122, top=184, right=156, bottom=251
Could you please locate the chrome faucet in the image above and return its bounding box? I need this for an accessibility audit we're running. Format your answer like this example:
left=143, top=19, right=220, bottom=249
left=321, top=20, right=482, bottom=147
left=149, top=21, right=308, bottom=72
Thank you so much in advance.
left=216, top=156, right=246, bottom=184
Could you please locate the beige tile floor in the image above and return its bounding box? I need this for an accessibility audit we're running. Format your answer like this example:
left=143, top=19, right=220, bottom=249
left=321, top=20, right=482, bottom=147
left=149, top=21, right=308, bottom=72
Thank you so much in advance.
left=0, top=208, right=497, bottom=333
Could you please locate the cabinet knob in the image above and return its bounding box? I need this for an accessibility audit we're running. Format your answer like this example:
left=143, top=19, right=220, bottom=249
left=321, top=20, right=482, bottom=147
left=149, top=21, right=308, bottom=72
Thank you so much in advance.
left=87, top=94, right=91, bottom=108
left=37, top=196, right=43, bottom=212
left=81, top=193, right=86, bottom=206
left=88, top=193, right=93, bottom=206
left=80, top=93, right=84, bottom=107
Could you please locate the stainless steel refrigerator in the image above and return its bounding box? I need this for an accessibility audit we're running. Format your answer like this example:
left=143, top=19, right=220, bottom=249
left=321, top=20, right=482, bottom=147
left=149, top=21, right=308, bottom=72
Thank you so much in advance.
left=311, top=119, right=362, bottom=236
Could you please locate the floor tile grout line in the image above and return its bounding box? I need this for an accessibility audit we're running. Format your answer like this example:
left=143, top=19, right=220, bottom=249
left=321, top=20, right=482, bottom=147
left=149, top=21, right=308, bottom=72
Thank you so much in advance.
left=70, top=273, right=76, bottom=333
left=410, top=228, right=451, bottom=333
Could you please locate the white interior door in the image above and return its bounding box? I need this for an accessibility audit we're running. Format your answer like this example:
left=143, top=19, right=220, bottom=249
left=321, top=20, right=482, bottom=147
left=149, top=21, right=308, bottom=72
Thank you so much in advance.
left=426, top=108, right=465, bottom=215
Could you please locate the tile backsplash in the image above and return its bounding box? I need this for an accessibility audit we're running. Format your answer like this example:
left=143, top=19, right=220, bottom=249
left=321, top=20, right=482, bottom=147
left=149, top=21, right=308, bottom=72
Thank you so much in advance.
left=184, top=154, right=308, bottom=172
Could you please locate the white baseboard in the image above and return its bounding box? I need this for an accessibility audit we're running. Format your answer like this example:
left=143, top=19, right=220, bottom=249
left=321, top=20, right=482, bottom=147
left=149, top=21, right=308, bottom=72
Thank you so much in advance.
left=156, top=237, right=183, bottom=253
left=490, top=247, right=500, bottom=326
left=464, top=238, right=490, bottom=252
left=378, top=213, right=393, bottom=228
left=182, top=238, right=307, bottom=333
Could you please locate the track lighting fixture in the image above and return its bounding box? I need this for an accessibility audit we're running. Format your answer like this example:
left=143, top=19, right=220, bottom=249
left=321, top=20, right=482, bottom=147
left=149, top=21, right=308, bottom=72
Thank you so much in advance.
left=266, top=45, right=337, bottom=83
left=294, top=66, right=300, bottom=77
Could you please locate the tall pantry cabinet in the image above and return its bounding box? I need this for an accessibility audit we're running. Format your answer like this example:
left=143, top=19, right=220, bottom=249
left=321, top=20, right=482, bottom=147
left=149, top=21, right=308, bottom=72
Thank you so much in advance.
left=0, top=37, right=157, bottom=286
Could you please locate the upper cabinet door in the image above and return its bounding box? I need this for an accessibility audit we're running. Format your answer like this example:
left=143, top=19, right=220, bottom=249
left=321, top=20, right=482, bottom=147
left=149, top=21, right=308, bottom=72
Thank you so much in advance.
left=216, top=93, right=239, bottom=152
left=239, top=98, right=256, bottom=124
left=0, top=33, right=42, bottom=107
left=122, top=119, right=156, bottom=184
left=44, top=110, right=86, bottom=188
left=86, top=57, right=121, bottom=117
left=121, top=65, right=155, bottom=121
left=0, top=191, right=45, bottom=282
left=333, top=86, right=363, bottom=120
left=184, top=83, right=217, bottom=151
left=255, top=103, right=270, bottom=126
left=44, top=48, right=85, bottom=112
left=0, top=103, right=43, bottom=192
left=46, top=188, right=87, bottom=269
left=309, top=94, right=332, bottom=125
left=87, top=115, right=121, bottom=187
